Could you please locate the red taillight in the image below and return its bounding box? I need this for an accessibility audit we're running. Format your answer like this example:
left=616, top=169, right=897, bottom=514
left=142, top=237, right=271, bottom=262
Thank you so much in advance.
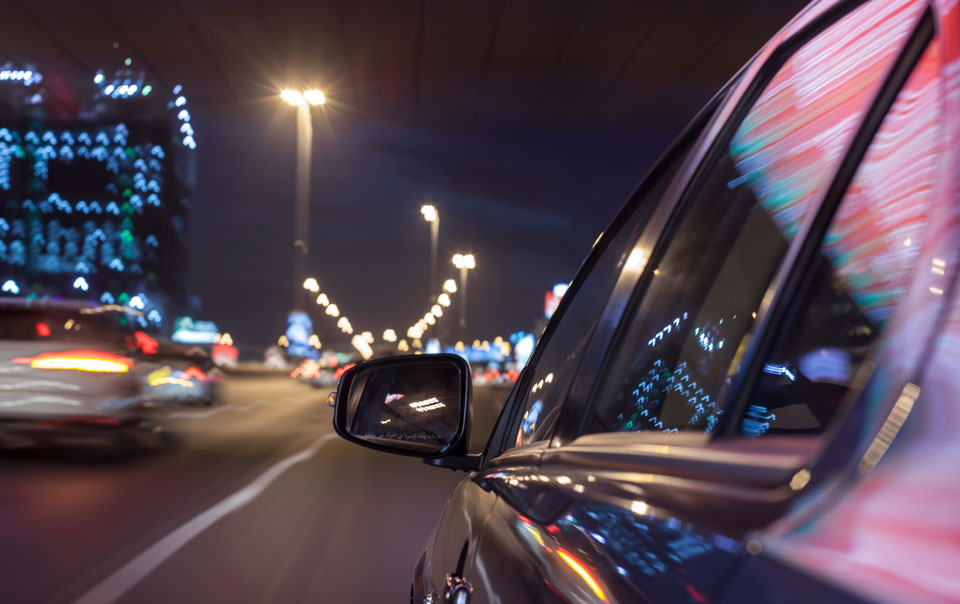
left=182, top=366, right=207, bottom=382
left=135, top=331, right=159, bottom=355
left=333, top=363, right=355, bottom=380
left=37, top=416, right=124, bottom=428
left=14, top=349, right=133, bottom=373
left=35, top=322, right=51, bottom=337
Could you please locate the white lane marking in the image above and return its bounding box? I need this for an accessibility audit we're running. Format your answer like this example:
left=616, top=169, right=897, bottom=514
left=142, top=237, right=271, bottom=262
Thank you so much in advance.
left=167, top=404, right=252, bottom=419
left=0, top=396, right=82, bottom=407
left=72, top=432, right=338, bottom=604
left=0, top=381, right=81, bottom=391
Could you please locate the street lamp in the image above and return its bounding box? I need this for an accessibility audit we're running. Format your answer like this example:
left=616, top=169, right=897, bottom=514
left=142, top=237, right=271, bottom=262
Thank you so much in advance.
left=281, top=88, right=326, bottom=312
left=421, top=204, right=439, bottom=301
left=452, top=253, right=476, bottom=339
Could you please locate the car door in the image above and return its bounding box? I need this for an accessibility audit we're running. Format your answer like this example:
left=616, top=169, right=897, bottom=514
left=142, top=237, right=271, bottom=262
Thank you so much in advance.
left=461, top=0, right=944, bottom=602
left=415, top=82, right=720, bottom=604
left=718, top=3, right=958, bottom=603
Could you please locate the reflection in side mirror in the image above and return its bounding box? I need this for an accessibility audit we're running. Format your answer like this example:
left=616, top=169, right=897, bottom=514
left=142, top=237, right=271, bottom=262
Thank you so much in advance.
left=332, top=354, right=471, bottom=457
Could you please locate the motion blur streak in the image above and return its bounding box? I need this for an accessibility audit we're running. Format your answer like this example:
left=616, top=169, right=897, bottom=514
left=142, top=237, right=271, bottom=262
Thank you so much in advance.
left=557, top=549, right=606, bottom=601
left=72, top=432, right=337, bottom=604
left=14, top=350, right=132, bottom=372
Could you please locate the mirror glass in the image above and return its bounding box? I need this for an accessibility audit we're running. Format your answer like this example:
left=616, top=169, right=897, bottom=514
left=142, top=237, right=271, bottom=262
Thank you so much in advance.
left=342, top=359, right=464, bottom=454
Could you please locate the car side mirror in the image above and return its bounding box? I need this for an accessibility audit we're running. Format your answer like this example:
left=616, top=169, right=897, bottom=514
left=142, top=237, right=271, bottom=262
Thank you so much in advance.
left=332, top=354, right=472, bottom=458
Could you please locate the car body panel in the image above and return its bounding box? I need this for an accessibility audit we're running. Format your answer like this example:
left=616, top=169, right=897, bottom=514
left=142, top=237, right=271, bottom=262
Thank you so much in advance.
left=405, top=0, right=960, bottom=602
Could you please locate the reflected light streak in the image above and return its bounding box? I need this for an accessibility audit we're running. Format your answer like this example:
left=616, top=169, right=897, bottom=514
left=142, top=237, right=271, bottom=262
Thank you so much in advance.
left=557, top=549, right=606, bottom=601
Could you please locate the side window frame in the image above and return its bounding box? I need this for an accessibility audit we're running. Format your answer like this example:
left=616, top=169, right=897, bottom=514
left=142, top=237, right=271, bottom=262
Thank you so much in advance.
left=717, top=9, right=938, bottom=438
left=481, top=94, right=724, bottom=464
left=555, top=0, right=932, bottom=447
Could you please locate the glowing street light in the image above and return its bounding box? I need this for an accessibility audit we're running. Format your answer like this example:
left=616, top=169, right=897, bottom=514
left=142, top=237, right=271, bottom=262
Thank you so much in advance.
left=452, top=253, right=476, bottom=339
left=421, top=204, right=437, bottom=222
left=438, top=293, right=451, bottom=307
left=361, top=331, right=374, bottom=344
left=280, top=89, right=305, bottom=106
left=316, top=293, right=329, bottom=306
left=303, top=90, right=326, bottom=105
left=443, top=279, right=457, bottom=294
left=351, top=334, right=373, bottom=360
left=326, top=304, right=340, bottom=317
left=431, top=304, right=443, bottom=317
left=421, top=204, right=440, bottom=304
left=281, top=87, right=327, bottom=316
left=383, top=329, right=397, bottom=342
left=452, top=253, right=475, bottom=270
left=303, top=277, right=319, bottom=292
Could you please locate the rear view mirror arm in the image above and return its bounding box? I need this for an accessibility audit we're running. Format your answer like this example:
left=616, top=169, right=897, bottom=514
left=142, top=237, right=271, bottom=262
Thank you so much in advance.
left=423, top=453, right=482, bottom=472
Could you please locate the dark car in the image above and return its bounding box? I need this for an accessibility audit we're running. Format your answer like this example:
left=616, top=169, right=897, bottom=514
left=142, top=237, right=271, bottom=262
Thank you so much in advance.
left=332, top=0, right=960, bottom=602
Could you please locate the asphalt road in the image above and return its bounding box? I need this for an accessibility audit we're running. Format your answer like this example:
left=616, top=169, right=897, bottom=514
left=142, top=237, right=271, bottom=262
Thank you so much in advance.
left=0, top=374, right=510, bottom=604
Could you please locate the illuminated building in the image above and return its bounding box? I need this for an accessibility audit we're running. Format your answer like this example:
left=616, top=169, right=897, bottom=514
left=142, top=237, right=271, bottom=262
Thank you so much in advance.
left=0, top=61, right=197, bottom=328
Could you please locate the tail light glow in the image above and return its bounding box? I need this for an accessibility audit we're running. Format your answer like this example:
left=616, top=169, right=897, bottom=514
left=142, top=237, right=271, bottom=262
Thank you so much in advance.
left=182, top=366, right=207, bottom=382
left=135, top=331, right=159, bottom=354
left=14, top=350, right=133, bottom=373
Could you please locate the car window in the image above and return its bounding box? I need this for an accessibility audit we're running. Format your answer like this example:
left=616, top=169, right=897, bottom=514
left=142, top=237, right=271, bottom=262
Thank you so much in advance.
left=510, top=118, right=708, bottom=448
left=0, top=308, right=136, bottom=344
left=741, top=34, right=941, bottom=436
left=582, top=0, right=920, bottom=436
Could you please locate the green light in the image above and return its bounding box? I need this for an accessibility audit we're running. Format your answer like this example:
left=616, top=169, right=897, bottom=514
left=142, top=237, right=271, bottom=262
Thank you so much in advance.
left=124, top=57, right=132, bottom=66
left=142, top=85, right=152, bottom=96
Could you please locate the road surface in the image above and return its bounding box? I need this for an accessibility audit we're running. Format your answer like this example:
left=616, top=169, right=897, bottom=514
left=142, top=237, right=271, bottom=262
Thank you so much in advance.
left=0, top=374, right=510, bottom=603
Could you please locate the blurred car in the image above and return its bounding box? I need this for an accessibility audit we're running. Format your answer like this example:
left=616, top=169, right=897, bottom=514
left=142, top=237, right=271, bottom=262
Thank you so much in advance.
left=138, top=338, right=223, bottom=407
left=332, top=2, right=960, bottom=603
left=291, top=358, right=336, bottom=388
left=0, top=300, right=166, bottom=450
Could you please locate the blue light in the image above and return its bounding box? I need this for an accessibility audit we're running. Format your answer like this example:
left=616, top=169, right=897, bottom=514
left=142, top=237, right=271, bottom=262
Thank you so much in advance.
left=73, top=276, right=89, bottom=291
left=104, top=84, right=115, bottom=95
left=762, top=363, right=796, bottom=382
left=1, top=279, right=19, bottom=294
left=94, top=73, right=104, bottom=84
left=175, top=96, right=186, bottom=107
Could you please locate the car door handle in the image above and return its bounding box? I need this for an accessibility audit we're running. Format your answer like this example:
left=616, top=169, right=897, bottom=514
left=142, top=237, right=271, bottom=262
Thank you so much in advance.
left=444, top=573, right=473, bottom=604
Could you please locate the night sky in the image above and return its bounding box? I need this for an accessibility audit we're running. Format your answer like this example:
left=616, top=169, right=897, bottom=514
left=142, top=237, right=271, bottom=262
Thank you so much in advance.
left=0, top=0, right=807, bottom=350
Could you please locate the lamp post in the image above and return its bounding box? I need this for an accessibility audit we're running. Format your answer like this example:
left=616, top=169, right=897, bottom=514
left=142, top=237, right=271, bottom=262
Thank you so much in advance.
left=281, top=88, right=325, bottom=311
left=421, top=204, right=439, bottom=302
left=452, top=253, right=475, bottom=340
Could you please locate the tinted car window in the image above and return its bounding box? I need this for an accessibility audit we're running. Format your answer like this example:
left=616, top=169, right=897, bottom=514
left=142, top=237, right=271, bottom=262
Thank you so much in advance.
left=741, top=35, right=942, bottom=436
left=583, top=0, right=917, bottom=436
left=0, top=308, right=137, bottom=345
left=511, top=119, right=708, bottom=448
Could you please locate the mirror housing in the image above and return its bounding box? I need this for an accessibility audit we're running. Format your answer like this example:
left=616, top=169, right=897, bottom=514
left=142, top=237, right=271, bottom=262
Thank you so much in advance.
left=332, top=354, right=472, bottom=459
